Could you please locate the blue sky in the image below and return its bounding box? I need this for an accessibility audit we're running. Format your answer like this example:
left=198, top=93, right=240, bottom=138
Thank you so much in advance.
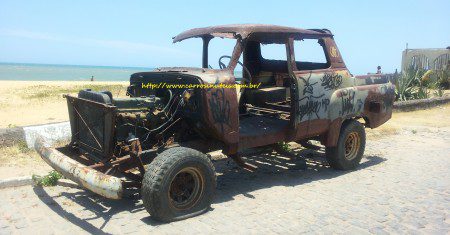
left=0, top=0, right=449, bottom=74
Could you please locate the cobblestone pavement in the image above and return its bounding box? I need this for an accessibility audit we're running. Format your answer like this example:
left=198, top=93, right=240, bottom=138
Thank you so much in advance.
left=1, top=127, right=449, bottom=234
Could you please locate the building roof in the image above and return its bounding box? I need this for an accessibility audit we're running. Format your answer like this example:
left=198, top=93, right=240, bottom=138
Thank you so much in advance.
left=172, top=24, right=332, bottom=43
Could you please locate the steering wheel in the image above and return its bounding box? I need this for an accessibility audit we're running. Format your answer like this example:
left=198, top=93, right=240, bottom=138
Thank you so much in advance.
left=218, top=55, right=252, bottom=84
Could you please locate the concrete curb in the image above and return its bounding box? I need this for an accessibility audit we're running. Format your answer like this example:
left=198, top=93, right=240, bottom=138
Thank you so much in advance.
left=393, top=96, right=450, bottom=112
left=0, top=121, right=70, bottom=148
left=0, top=127, right=25, bottom=147
left=0, top=177, right=81, bottom=189
left=0, top=176, right=33, bottom=189
left=23, top=121, right=70, bottom=148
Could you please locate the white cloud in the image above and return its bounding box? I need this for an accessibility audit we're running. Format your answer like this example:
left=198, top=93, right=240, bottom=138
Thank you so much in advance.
left=0, top=29, right=62, bottom=41
left=0, top=28, right=194, bottom=57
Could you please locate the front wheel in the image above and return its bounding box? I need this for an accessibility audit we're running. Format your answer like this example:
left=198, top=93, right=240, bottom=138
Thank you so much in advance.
left=141, top=147, right=216, bottom=222
left=326, top=120, right=366, bottom=170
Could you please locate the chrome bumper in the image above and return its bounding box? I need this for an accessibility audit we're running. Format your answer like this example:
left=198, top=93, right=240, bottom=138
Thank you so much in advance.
left=34, top=137, right=123, bottom=199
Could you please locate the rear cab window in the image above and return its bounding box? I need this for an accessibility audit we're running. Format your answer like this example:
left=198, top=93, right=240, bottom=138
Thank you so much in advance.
left=293, top=39, right=330, bottom=71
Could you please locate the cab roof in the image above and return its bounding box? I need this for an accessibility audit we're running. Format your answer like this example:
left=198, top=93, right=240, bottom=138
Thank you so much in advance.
left=172, top=24, right=333, bottom=43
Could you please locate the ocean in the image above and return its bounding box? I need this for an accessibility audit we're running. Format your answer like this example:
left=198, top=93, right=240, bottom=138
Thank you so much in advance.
left=0, top=62, right=152, bottom=81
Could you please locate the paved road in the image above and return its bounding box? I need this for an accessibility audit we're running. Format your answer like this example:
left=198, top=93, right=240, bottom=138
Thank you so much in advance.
left=1, top=127, right=449, bottom=234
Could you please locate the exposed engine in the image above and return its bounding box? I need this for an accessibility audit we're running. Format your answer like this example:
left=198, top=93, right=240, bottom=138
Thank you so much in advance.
left=67, top=71, right=204, bottom=163
left=77, top=85, right=192, bottom=159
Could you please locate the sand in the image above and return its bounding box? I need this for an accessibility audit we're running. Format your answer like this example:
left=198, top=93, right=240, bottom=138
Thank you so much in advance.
left=366, top=103, right=450, bottom=139
left=0, top=81, right=128, bottom=128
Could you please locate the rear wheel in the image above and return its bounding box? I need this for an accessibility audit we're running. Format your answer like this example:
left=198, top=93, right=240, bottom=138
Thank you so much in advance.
left=326, top=120, right=366, bottom=170
left=142, top=147, right=216, bottom=222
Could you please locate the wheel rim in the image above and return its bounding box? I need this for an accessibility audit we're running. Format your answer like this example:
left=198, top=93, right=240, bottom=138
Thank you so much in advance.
left=344, top=132, right=360, bottom=160
left=168, top=167, right=204, bottom=210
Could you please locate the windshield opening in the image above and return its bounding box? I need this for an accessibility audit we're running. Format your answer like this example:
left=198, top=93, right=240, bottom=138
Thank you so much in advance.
left=207, top=38, right=238, bottom=69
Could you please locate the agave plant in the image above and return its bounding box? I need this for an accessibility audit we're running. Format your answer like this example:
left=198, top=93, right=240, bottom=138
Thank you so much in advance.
left=395, top=67, right=430, bottom=101
left=435, top=68, right=450, bottom=89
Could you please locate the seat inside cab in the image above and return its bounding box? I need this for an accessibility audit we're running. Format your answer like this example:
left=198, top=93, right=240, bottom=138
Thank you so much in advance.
left=240, top=40, right=292, bottom=113
left=237, top=38, right=330, bottom=139
left=237, top=40, right=291, bottom=138
left=238, top=38, right=330, bottom=115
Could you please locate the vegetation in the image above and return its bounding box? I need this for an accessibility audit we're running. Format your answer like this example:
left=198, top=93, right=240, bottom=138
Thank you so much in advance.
left=17, top=140, right=31, bottom=153
left=395, top=67, right=429, bottom=101
left=276, top=142, right=291, bottom=152
left=0, top=143, right=41, bottom=166
left=434, top=88, right=444, bottom=97
left=395, top=66, right=448, bottom=101
left=21, top=84, right=127, bottom=100
left=435, top=68, right=450, bottom=90
left=32, top=170, right=63, bottom=187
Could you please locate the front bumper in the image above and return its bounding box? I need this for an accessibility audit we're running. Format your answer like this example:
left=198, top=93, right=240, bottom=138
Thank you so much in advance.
left=34, top=137, right=123, bottom=199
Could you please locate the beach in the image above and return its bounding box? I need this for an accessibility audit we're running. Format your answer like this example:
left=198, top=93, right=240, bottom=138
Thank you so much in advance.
left=0, top=81, right=128, bottom=128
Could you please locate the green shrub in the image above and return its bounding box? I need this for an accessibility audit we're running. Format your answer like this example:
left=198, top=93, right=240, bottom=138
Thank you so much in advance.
left=17, top=141, right=31, bottom=153
left=435, top=69, right=450, bottom=89
left=277, top=142, right=290, bottom=152
left=32, top=171, right=63, bottom=187
left=395, top=67, right=430, bottom=101
left=7, top=124, right=17, bottom=128
left=434, top=88, right=444, bottom=97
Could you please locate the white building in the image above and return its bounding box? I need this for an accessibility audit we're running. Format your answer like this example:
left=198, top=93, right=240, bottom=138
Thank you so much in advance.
left=401, top=48, right=450, bottom=72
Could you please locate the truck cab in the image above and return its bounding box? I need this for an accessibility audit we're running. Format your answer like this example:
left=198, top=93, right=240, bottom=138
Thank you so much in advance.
left=170, top=25, right=395, bottom=156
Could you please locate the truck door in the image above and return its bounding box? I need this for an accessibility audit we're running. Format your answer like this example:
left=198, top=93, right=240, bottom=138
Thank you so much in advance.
left=288, top=37, right=349, bottom=139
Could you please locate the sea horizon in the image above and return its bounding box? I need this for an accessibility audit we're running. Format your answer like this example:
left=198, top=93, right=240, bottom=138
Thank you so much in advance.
left=0, top=62, right=245, bottom=81
left=0, top=61, right=152, bottom=70
left=0, top=62, right=154, bottom=81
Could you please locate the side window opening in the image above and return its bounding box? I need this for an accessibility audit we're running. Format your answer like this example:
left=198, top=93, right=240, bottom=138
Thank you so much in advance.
left=260, top=43, right=289, bottom=74
left=293, top=39, right=330, bottom=70
left=260, top=43, right=287, bottom=61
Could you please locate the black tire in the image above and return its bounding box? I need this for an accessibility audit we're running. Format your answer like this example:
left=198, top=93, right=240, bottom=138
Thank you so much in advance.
left=326, top=120, right=366, bottom=170
left=141, top=147, right=216, bottom=222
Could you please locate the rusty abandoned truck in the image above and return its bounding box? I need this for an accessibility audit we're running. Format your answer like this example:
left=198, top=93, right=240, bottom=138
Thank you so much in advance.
left=35, top=24, right=395, bottom=222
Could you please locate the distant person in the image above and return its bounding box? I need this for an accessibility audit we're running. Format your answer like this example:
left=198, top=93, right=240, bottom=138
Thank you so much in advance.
left=91, top=75, right=94, bottom=81
left=376, top=66, right=382, bottom=74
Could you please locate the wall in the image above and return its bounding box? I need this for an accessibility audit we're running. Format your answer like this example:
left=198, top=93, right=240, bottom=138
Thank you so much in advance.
left=401, top=48, right=450, bottom=72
